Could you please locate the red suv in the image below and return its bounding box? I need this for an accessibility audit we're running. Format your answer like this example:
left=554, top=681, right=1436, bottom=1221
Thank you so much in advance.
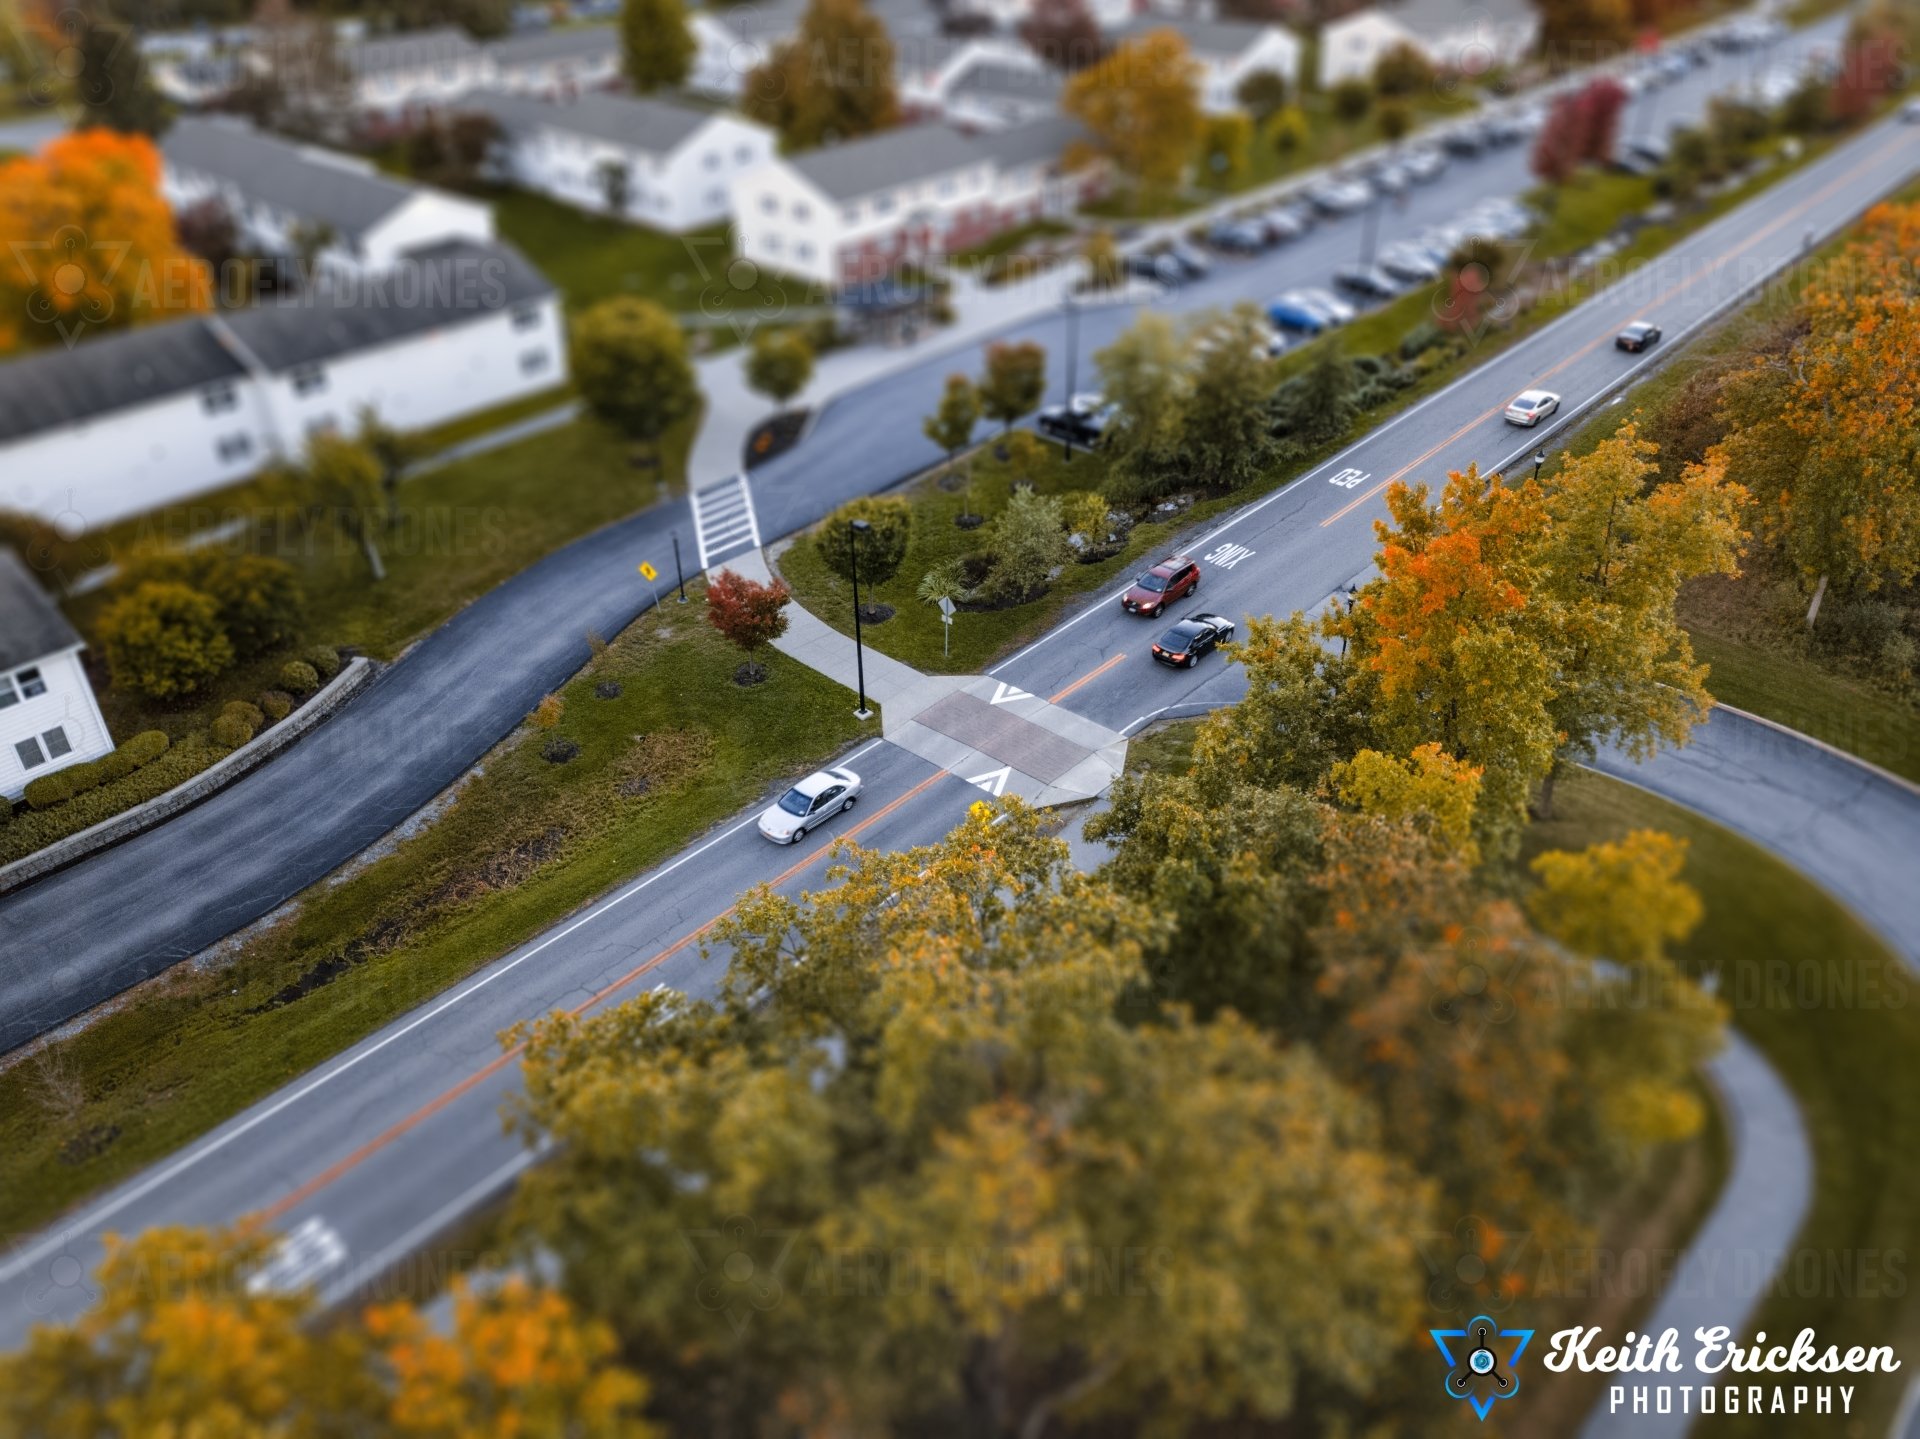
left=1120, top=556, right=1199, bottom=617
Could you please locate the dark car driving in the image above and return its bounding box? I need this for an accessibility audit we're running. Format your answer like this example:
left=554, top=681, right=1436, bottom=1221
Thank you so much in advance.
left=1616, top=320, right=1663, bottom=352
left=1120, top=556, right=1199, bottom=617
left=1151, top=613, right=1237, bottom=668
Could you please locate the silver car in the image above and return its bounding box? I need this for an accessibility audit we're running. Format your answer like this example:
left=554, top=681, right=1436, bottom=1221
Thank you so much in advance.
left=758, top=767, right=862, bottom=844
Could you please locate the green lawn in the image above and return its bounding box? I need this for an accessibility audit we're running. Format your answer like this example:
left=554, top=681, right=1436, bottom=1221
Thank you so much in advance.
left=0, top=595, right=869, bottom=1239
left=1524, top=769, right=1920, bottom=1438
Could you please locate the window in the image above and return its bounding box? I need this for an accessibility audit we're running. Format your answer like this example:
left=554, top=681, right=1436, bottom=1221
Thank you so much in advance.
left=520, top=348, right=550, bottom=374
left=43, top=726, right=70, bottom=761
left=703, top=151, right=720, bottom=169
left=939, top=178, right=954, bottom=197
left=794, top=202, right=811, bottom=221
left=512, top=303, right=542, bottom=331
left=734, top=144, right=753, bottom=163
left=841, top=204, right=859, bottom=224
left=291, top=365, right=327, bottom=397
left=216, top=433, right=252, bottom=463
left=765, top=234, right=783, bottom=253
left=706, top=187, right=725, bottom=206
left=797, top=242, right=814, bottom=260
left=760, top=195, right=778, bottom=215
left=16, top=668, right=45, bottom=699
left=201, top=380, right=239, bottom=415
left=0, top=675, right=15, bottom=710
left=874, top=194, right=895, bottom=215
left=14, top=737, right=44, bottom=770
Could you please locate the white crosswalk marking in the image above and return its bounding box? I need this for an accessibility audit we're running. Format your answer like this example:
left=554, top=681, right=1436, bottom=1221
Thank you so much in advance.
left=693, top=472, right=763, bottom=570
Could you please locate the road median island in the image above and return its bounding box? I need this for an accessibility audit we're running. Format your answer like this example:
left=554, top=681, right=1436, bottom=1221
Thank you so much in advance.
left=0, top=592, right=866, bottom=1239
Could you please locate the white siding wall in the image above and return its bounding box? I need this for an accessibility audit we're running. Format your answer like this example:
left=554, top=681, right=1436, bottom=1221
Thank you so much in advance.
left=733, top=165, right=841, bottom=286
left=354, top=56, right=498, bottom=116
left=1210, top=30, right=1302, bottom=111
left=501, top=114, right=773, bottom=230
left=0, top=301, right=567, bottom=528
left=1319, top=10, right=1416, bottom=87
left=0, top=386, right=267, bottom=529
left=361, top=191, right=497, bottom=268
left=0, top=648, right=114, bottom=803
left=493, top=53, right=621, bottom=95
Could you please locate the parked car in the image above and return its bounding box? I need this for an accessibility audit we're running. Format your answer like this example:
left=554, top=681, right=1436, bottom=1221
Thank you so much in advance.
left=1504, top=389, right=1562, bottom=426
left=1378, top=243, right=1443, bottom=282
left=1122, top=556, right=1200, bottom=617
left=1333, top=263, right=1400, bottom=300
left=1615, top=320, right=1662, bottom=352
left=1206, top=218, right=1269, bottom=252
left=1258, top=206, right=1307, bottom=243
left=1126, top=251, right=1187, bottom=287
left=1037, top=393, right=1117, bottom=446
left=758, top=767, right=862, bottom=844
left=1305, top=177, right=1372, bottom=214
left=1401, top=146, right=1447, bottom=181
left=1906, top=98, right=1920, bottom=123
left=1166, top=239, right=1212, bottom=278
left=1442, top=123, right=1490, bottom=157
left=1151, top=613, right=1237, bottom=668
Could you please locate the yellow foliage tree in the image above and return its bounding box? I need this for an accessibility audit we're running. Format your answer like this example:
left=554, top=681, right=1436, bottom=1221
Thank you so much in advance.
left=1063, top=29, right=1202, bottom=191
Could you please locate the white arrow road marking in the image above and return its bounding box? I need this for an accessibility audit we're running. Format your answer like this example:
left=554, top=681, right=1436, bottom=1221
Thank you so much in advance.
left=966, top=766, right=1011, bottom=796
left=989, top=683, right=1032, bottom=706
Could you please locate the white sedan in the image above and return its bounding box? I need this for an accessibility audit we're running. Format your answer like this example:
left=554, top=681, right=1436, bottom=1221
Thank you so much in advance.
left=758, top=767, right=862, bottom=844
left=1504, top=390, right=1562, bottom=427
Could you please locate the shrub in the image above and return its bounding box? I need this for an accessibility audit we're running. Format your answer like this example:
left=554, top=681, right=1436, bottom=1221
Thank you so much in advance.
left=24, top=772, right=75, bottom=810
left=985, top=489, right=1072, bottom=605
left=211, top=712, right=256, bottom=749
left=594, top=680, right=623, bottom=700
left=59, top=760, right=106, bottom=798
left=221, top=700, right=265, bottom=730
left=259, top=690, right=293, bottom=721
left=541, top=737, right=581, bottom=764
left=1372, top=41, right=1433, bottom=98
left=1330, top=77, right=1372, bottom=123
left=306, top=645, right=342, bottom=680
left=118, top=547, right=306, bottom=659
left=121, top=730, right=170, bottom=766
left=99, top=749, right=139, bottom=783
left=0, top=734, right=217, bottom=866
left=279, top=660, right=320, bottom=694
left=814, top=496, right=912, bottom=587
left=97, top=581, right=235, bottom=701
left=531, top=693, right=564, bottom=729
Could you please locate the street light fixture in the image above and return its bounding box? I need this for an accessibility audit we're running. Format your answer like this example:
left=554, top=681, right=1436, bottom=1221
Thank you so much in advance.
left=849, top=517, right=872, bottom=718
left=1060, top=290, right=1081, bottom=462
left=1533, top=450, right=1548, bottom=484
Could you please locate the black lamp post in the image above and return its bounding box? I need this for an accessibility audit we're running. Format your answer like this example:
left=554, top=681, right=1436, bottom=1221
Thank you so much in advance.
left=849, top=517, right=872, bottom=718
left=1339, top=583, right=1358, bottom=657
left=1060, top=291, right=1080, bottom=461
left=1533, top=450, right=1548, bottom=484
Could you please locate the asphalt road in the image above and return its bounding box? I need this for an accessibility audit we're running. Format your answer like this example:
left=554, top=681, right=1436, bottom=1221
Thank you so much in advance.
left=6, top=17, right=1919, bottom=1356
left=0, top=11, right=1853, bottom=1050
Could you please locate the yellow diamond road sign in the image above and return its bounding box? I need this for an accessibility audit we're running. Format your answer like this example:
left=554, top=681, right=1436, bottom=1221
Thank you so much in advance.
left=638, top=562, right=658, bottom=581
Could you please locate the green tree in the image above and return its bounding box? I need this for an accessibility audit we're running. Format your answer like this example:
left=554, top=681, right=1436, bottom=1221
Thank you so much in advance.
left=1330, top=743, right=1483, bottom=864
left=117, top=547, right=305, bottom=660
left=922, top=373, right=980, bottom=476
left=743, top=0, right=899, bottom=149
left=1181, top=305, right=1276, bottom=492
left=985, top=487, right=1072, bottom=603
left=273, top=433, right=389, bottom=581
left=1371, top=40, right=1433, bottom=98
left=73, top=18, right=169, bottom=135
left=977, top=339, right=1048, bottom=433
left=595, top=156, right=631, bottom=216
left=814, top=495, right=911, bottom=589
left=1263, top=103, right=1309, bottom=156
left=1330, top=76, right=1372, bottom=123
left=1198, top=110, right=1251, bottom=185
left=1272, top=340, right=1358, bottom=445
left=96, top=581, right=235, bottom=700
left=506, top=803, right=1431, bottom=1438
left=621, top=0, right=695, bottom=91
left=1190, top=611, right=1373, bottom=791
left=570, top=297, right=700, bottom=467
left=1093, top=311, right=1189, bottom=504
left=354, top=404, right=428, bottom=523
left=744, top=328, right=816, bottom=411
left=1234, top=66, right=1288, bottom=122
left=1377, top=98, right=1414, bottom=145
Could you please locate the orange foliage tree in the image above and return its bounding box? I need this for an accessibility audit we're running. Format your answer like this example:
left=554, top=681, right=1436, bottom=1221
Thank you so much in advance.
left=0, top=130, right=211, bottom=353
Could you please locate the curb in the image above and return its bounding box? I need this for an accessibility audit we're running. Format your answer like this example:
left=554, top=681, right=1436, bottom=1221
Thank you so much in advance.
left=0, top=657, right=376, bottom=899
left=1713, top=701, right=1920, bottom=800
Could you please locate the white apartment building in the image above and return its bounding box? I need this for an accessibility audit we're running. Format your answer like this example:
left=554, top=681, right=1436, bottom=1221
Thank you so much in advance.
left=163, top=115, right=495, bottom=278
left=473, top=90, right=775, bottom=229
left=1319, top=0, right=1540, bottom=86
left=341, top=25, right=498, bottom=122
left=0, top=550, right=114, bottom=805
left=1109, top=16, right=1303, bottom=114
left=486, top=24, right=623, bottom=96
left=731, top=115, right=1106, bottom=288
left=0, top=240, right=566, bottom=528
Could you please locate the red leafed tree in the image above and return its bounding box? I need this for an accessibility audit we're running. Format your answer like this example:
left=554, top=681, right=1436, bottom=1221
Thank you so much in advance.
left=1530, top=91, right=1585, bottom=188
left=1579, top=76, right=1628, bottom=164
left=706, top=568, right=791, bottom=683
left=1830, top=19, right=1900, bottom=124
left=1019, top=0, right=1105, bottom=70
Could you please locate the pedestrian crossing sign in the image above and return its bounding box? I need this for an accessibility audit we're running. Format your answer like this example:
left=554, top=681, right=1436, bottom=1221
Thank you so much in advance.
left=638, top=562, right=658, bottom=581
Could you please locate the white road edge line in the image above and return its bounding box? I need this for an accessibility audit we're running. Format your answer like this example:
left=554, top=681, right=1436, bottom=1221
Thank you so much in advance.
left=0, top=735, right=891, bottom=1285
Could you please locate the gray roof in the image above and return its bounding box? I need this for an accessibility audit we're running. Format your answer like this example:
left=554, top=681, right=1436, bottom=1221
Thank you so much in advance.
left=1369, top=0, right=1536, bottom=38
left=0, top=320, right=247, bottom=445
left=164, top=116, right=420, bottom=240
left=788, top=124, right=984, bottom=201
left=486, top=23, right=620, bottom=67
left=0, top=240, right=553, bottom=447
left=467, top=89, right=718, bottom=155
left=342, top=24, right=487, bottom=75
left=221, top=238, right=554, bottom=372
left=716, top=0, right=809, bottom=41
left=1110, top=14, right=1288, bottom=58
left=0, top=549, right=82, bottom=671
left=974, top=114, right=1088, bottom=171
left=948, top=60, right=1061, bottom=104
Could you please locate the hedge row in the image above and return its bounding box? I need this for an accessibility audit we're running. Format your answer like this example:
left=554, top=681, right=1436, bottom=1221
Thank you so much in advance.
left=18, top=731, right=171, bottom=812
left=0, top=735, right=219, bottom=865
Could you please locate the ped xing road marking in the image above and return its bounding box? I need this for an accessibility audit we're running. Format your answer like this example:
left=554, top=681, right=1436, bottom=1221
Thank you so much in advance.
left=1205, top=542, right=1256, bottom=570
left=989, top=116, right=1915, bottom=677
left=0, top=733, right=887, bottom=1288
left=989, top=682, right=1032, bottom=705
left=1329, top=467, right=1371, bottom=489
left=1049, top=652, right=1127, bottom=704
left=1320, top=124, right=1917, bottom=530
left=966, top=765, right=1013, bottom=797
left=254, top=766, right=955, bottom=1226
